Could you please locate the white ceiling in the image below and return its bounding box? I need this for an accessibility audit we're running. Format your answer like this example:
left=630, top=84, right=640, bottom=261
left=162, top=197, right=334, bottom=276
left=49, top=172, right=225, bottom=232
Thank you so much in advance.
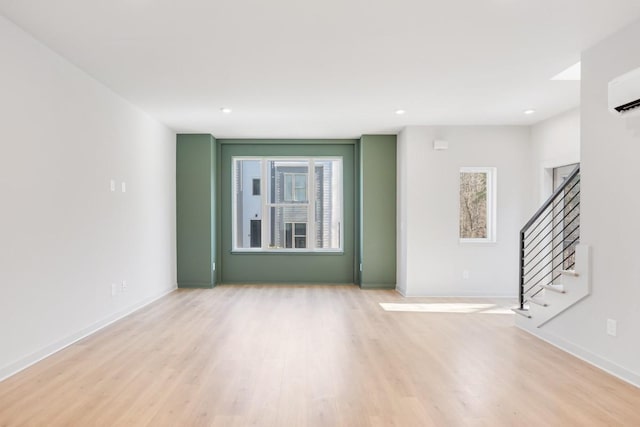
left=1, top=0, right=640, bottom=138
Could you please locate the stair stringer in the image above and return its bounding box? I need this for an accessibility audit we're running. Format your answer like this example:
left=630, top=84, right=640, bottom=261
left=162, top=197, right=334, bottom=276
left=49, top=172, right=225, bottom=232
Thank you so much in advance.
left=516, top=244, right=591, bottom=329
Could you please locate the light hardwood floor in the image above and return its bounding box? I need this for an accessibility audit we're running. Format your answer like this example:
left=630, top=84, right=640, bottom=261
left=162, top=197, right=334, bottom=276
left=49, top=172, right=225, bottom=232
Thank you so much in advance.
left=1, top=285, right=639, bottom=426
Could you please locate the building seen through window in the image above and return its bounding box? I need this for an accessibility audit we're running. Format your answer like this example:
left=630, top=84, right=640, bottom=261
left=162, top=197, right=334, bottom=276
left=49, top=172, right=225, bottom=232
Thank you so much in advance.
left=233, top=157, right=342, bottom=251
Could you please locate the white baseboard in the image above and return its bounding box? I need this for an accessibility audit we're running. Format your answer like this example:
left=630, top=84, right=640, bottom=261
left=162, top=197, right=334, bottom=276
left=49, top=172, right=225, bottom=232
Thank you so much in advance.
left=394, top=286, right=516, bottom=299
left=0, top=286, right=177, bottom=383
left=400, top=293, right=518, bottom=298
left=516, top=324, right=640, bottom=389
left=394, top=288, right=517, bottom=300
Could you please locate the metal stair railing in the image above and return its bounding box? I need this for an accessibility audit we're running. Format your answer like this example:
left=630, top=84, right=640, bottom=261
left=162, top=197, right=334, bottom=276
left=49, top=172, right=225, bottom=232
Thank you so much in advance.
left=519, top=165, right=580, bottom=310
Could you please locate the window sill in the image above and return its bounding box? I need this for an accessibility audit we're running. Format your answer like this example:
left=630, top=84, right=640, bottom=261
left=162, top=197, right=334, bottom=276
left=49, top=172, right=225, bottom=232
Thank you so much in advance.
left=230, top=249, right=344, bottom=255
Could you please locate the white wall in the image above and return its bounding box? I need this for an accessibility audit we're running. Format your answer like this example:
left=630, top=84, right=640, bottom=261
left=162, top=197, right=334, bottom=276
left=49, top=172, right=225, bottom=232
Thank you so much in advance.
left=397, top=126, right=531, bottom=297
left=530, top=108, right=581, bottom=205
left=534, top=18, right=640, bottom=386
left=0, top=16, right=176, bottom=379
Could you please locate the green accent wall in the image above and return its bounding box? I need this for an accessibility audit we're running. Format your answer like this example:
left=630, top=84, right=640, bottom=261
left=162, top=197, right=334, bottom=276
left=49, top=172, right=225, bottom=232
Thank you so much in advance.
left=175, top=135, right=396, bottom=288
left=360, top=135, right=397, bottom=289
left=176, top=134, right=216, bottom=288
left=218, top=140, right=357, bottom=284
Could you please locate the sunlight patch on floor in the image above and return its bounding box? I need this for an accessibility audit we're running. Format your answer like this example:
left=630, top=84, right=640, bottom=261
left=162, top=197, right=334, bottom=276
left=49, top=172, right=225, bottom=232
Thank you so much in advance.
left=379, top=302, right=513, bottom=314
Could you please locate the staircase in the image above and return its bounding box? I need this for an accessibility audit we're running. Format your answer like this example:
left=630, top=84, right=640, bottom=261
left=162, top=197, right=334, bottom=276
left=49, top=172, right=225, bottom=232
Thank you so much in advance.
left=513, top=166, right=591, bottom=327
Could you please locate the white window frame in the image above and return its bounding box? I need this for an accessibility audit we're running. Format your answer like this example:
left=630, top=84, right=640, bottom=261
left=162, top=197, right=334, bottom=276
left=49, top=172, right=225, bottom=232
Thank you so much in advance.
left=285, top=221, right=308, bottom=248
left=232, top=156, right=343, bottom=253
left=459, top=167, right=497, bottom=243
left=283, top=173, right=308, bottom=202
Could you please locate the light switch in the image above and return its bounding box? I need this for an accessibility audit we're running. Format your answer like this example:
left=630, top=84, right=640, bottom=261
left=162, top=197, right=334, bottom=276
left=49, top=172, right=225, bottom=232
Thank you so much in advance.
left=121, top=182, right=127, bottom=193
left=110, top=179, right=116, bottom=192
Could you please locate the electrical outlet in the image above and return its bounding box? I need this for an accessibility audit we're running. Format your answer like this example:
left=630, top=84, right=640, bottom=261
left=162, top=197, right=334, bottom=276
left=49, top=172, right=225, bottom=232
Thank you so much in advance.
left=121, top=182, right=127, bottom=193
left=607, top=319, right=617, bottom=336
left=111, top=283, right=117, bottom=297
left=462, top=270, right=470, bottom=280
left=122, top=280, right=128, bottom=292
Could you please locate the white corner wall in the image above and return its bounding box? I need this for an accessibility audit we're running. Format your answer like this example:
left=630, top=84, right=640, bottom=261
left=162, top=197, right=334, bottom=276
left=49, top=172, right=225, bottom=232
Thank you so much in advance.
left=530, top=18, right=640, bottom=386
left=397, top=126, right=531, bottom=297
left=0, top=16, right=176, bottom=380
left=530, top=108, right=581, bottom=205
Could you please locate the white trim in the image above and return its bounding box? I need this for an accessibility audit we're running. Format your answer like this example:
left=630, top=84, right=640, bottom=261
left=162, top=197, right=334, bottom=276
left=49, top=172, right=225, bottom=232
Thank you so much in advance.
left=264, top=203, right=313, bottom=208
left=459, top=167, right=497, bottom=243
left=232, top=156, right=343, bottom=252
left=539, top=159, right=579, bottom=205
left=261, top=159, right=269, bottom=249
left=0, top=286, right=177, bottom=383
left=516, top=324, right=640, bottom=389
left=399, top=293, right=518, bottom=298
left=395, top=287, right=408, bottom=296
left=232, top=248, right=343, bottom=254
left=308, top=158, right=315, bottom=249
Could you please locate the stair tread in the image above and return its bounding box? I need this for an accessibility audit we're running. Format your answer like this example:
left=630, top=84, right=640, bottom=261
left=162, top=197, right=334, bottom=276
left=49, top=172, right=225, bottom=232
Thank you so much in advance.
left=529, top=297, right=549, bottom=307
left=541, top=284, right=566, bottom=293
left=561, top=269, right=579, bottom=277
left=511, top=308, right=532, bottom=318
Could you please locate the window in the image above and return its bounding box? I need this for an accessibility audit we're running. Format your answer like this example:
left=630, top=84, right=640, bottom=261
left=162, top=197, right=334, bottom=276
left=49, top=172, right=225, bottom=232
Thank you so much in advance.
left=283, top=173, right=307, bottom=202
left=233, top=157, right=342, bottom=251
left=459, top=167, right=496, bottom=242
left=285, top=222, right=307, bottom=248
left=552, top=164, right=580, bottom=270
left=252, top=178, right=261, bottom=196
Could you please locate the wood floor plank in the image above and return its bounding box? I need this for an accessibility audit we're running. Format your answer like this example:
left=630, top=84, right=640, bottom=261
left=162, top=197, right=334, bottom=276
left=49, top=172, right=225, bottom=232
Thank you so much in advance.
left=1, top=285, right=639, bottom=426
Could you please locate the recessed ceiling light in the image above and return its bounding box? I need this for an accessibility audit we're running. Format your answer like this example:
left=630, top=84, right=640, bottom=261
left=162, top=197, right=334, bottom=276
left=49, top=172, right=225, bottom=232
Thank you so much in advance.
left=220, top=107, right=232, bottom=114
left=395, top=109, right=406, bottom=115
left=524, top=109, right=536, bottom=115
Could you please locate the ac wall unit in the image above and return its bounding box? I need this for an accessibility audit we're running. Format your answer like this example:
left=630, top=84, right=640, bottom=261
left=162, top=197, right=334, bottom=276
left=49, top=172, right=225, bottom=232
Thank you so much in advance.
left=609, top=66, right=640, bottom=117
